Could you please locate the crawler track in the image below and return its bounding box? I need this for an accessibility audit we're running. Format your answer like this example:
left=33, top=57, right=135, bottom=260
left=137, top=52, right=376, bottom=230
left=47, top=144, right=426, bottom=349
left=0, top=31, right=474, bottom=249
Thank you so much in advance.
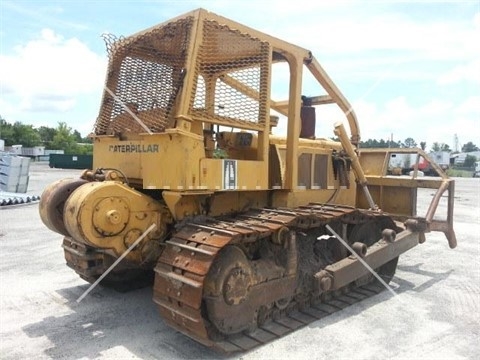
left=153, top=204, right=398, bottom=352
left=62, top=237, right=154, bottom=292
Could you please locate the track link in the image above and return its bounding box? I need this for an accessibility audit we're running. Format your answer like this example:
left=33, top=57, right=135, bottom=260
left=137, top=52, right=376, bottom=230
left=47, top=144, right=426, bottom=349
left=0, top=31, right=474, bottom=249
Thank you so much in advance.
left=153, top=204, right=394, bottom=352
left=210, top=282, right=387, bottom=352
left=62, top=237, right=154, bottom=291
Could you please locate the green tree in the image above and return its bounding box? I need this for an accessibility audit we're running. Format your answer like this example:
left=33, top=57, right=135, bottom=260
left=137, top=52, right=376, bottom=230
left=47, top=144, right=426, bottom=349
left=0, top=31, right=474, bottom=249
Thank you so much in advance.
left=81, top=134, right=93, bottom=144
left=51, top=122, right=79, bottom=153
left=464, top=155, right=477, bottom=168
left=1, top=117, right=42, bottom=147
left=388, top=139, right=402, bottom=148
left=432, top=142, right=451, bottom=152
left=461, top=142, right=479, bottom=153
left=73, top=130, right=83, bottom=143
left=420, top=141, right=426, bottom=150
left=38, top=126, right=57, bottom=146
left=75, top=143, right=93, bottom=155
left=442, top=143, right=452, bottom=152
left=360, top=138, right=402, bottom=148
left=1, top=116, right=90, bottom=151
left=404, top=137, right=417, bottom=148
left=0, top=117, right=15, bottom=145
left=360, top=139, right=378, bottom=148
left=12, top=122, right=41, bottom=147
left=50, top=122, right=93, bottom=154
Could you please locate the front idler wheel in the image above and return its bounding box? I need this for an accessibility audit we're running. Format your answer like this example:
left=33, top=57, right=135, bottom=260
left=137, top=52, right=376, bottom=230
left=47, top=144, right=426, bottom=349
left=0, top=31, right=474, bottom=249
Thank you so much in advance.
left=204, top=246, right=256, bottom=335
left=39, top=178, right=88, bottom=236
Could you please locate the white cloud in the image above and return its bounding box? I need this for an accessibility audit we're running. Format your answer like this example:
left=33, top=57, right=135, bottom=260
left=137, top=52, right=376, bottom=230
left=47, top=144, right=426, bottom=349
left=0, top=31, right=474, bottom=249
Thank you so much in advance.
left=419, top=99, right=454, bottom=116
left=277, top=11, right=478, bottom=61
left=437, top=60, right=480, bottom=85
left=20, top=95, right=76, bottom=113
left=261, top=7, right=480, bottom=88
left=0, top=29, right=106, bottom=113
left=456, top=96, right=480, bottom=114
left=475, top=12, right=480, bottom=28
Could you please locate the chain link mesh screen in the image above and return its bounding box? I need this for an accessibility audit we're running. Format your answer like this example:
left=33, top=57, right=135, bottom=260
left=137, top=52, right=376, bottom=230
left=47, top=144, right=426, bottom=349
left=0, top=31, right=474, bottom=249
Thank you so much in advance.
left=94, top=15, right=270, bottom=135
left=94, top=17, right=193, bottom=135
left=190, top=20, right=270, bottom=128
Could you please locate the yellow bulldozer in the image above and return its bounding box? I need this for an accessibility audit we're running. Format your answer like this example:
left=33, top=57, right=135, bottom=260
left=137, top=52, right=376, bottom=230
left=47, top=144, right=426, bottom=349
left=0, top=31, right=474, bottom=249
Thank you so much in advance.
left=39, top=8, right=456, bottom=352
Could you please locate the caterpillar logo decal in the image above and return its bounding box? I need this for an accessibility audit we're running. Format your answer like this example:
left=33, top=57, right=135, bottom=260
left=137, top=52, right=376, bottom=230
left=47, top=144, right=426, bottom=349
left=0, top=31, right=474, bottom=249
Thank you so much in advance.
left=108, top=144, right=159, bottom=153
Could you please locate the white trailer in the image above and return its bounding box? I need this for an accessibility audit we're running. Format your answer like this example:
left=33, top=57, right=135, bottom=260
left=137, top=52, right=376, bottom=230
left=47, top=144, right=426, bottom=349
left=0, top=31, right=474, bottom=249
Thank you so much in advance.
left=430, top=151, right=450, bottom=170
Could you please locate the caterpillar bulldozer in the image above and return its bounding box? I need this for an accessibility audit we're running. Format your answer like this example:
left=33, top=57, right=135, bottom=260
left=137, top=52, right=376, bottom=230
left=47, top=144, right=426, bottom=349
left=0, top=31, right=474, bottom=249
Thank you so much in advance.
left=39, top=8, right=456, bottom=352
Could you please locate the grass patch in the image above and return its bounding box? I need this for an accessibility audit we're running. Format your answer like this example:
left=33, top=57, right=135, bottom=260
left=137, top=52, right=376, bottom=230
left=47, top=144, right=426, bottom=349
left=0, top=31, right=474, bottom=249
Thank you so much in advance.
left=446, top=169, right=474, bottom=177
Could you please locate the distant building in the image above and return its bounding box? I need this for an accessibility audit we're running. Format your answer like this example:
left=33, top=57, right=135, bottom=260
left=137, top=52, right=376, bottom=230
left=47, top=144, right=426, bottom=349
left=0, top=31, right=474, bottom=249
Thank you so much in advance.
left=452, top=151, right=480, bottom=165
left=4, top=146, right=63, bottom=161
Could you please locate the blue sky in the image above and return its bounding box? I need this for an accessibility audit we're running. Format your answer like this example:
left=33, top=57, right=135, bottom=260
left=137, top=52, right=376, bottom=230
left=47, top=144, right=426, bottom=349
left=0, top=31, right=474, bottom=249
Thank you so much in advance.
left=1, top=0, right=479, bottom=151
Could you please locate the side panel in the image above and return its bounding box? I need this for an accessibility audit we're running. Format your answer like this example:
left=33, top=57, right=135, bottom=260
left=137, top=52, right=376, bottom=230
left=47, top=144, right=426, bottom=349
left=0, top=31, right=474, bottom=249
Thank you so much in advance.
left=271, top=143, right=357, bottom=208
left=358, top=150, right=445, bottom=216
left=358, top=148, right=418, bottom=216
left=356, top=183, right=417, bottom=216
left=93, top=136, right=144, bottom=181
left=142, top=131, right=205, bottom=190
left=360, top=151, right=387, bottom=176
left=199, top=159, right=268, bottom=190
left=93, top=132, right=205, bottom=190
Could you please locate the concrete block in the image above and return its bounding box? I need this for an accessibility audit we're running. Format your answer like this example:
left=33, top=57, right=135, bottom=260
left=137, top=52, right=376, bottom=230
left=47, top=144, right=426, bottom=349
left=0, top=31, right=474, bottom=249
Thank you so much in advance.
left=16, top=181, right=29, bottom=193
left=0, top=166, right=22, bottom=178
left=0, top=156, right=23, bottom=167
left=0, top=182, right=18, bottom=192
left=0, top=173, right=20, bottom=186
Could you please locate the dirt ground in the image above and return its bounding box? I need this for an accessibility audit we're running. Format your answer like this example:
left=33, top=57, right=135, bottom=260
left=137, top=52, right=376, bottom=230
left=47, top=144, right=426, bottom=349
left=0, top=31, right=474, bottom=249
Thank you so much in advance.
left=1, top=162, right=479, bottom=359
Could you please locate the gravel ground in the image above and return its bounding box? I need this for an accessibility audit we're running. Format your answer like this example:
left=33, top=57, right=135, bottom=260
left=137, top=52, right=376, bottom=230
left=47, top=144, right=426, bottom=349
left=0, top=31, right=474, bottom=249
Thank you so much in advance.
left=1, top=162, right=479, bottom=359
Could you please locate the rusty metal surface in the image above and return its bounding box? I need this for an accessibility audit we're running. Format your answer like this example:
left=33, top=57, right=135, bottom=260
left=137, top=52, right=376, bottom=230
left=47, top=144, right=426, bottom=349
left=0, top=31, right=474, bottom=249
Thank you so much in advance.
left=62, top=236, right=154, bottom=291
left=324, top=228, right=417, bottom=290
left=152, top=205, right=415, bottom=352
left=38, top=178, right=87, bottom=236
